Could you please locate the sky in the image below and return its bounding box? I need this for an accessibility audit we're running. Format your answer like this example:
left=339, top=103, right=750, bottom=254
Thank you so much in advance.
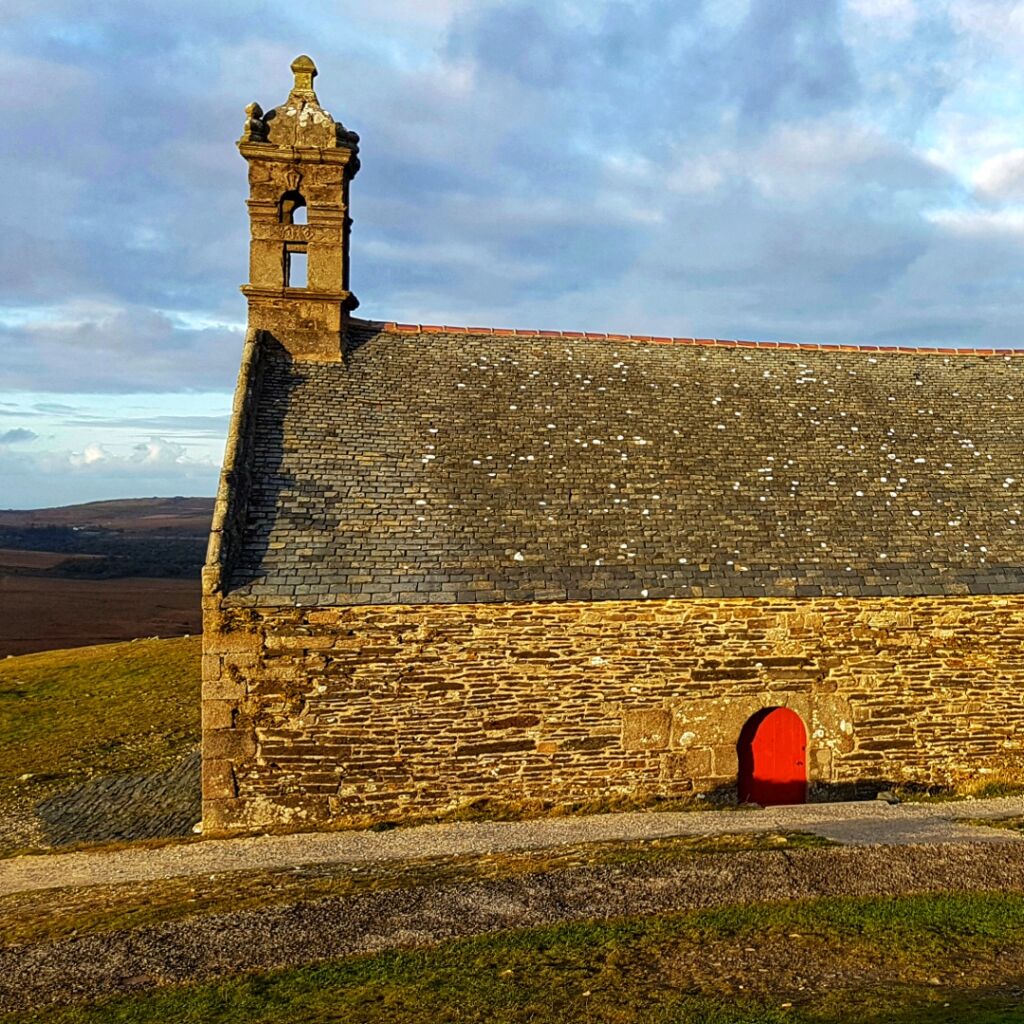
left=3, top=0, right=1024, bottom=508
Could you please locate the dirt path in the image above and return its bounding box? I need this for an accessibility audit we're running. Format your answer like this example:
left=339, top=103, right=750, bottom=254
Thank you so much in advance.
left=1, top=796, right=1021, bottom=897
left=3, top=842, right=1024, bottom=1015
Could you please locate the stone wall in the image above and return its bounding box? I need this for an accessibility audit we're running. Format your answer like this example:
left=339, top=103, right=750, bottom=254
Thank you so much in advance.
left=201, top=594, right=1024, bottom=833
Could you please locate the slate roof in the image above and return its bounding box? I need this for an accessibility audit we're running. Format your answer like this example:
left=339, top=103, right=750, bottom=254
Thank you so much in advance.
left=224, top=319, right=1024, bottom=606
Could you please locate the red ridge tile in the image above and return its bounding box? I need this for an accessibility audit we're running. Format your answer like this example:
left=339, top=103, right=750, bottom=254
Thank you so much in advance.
left=374, top=320, right=1024, bottom=356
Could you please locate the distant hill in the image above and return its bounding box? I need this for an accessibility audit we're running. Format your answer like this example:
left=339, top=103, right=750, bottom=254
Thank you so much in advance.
left=0, top=496, right=214, bottom=533
left=0, top=497, right=212, bottom=656
left=0, top=497, right=214, bottom=580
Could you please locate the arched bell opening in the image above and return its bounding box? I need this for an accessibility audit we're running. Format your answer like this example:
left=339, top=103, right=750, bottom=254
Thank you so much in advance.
left=279, top=190, right=307, bottom=225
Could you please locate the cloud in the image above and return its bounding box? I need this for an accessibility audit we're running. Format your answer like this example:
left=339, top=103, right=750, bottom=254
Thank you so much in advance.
left=745, top=119, right=951, bottom=200
left=974, top=148, right=1024, bottom=200
left=0, top=428, right=37, bottom=444
left=730, top=0, right=860, bottom=123
left=448, top=1, right=859, bottom=135
left=66, top=437, right=198, bottom=469
left=926, top=206, right=1024, bottom=235
left=33, top=402, right=80, bottom=415
left=847, top=0, right=918, bottom=33
left=61, top=413, right=231, bottom=435
left=69, top=442, right=108, bottom=467
left=946, top=0, right=1024, bottom=54
left=0, top=301, right=243, bottom=392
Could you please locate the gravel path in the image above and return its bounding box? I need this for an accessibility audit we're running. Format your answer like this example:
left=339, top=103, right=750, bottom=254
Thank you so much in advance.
left=3, top=841, right=1024, bottom=1015
left=1, top=796, right=1021, bottom=897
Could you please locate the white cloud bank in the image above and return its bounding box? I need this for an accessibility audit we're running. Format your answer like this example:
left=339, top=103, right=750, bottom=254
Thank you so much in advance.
left=1, top=436, right=221, bottom=509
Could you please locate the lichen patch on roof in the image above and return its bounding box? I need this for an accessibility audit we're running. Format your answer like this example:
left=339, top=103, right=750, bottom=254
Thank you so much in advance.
left=224, top=320, right=1024, bottom=606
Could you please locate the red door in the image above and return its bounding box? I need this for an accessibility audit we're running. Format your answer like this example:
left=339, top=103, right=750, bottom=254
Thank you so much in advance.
left=737, top=707, right=807, bottom=806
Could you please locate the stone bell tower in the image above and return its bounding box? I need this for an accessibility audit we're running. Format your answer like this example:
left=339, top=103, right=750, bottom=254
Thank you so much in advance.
left=238, top=55, right=360, bottom=361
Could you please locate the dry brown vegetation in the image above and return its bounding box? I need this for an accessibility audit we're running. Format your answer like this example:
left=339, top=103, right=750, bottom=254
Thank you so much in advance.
left=0, top=576, right=200, bottom=657
left=0, top=497, right=210, bottom=656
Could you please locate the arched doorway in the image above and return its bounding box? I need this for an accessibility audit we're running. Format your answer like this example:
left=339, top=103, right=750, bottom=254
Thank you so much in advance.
left=737, top=707, right=807, bottom=806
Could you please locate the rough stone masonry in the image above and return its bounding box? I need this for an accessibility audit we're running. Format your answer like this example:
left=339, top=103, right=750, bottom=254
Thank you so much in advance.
left=202, top=56, right=1024, bottom=834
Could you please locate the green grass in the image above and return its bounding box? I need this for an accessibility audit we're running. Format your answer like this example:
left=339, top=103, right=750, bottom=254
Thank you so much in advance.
left=963, top=815, right=1024, bottom=834
left=0, top=636, right=201, bottom=802
left=972, top=781, right=1024, bottom=799
left=893, top=779, right=1024, bottom=803
left=7, top=892, right=1024, bottom=1024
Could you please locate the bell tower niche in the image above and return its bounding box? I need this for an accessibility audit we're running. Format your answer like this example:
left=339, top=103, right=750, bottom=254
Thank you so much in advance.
left=238, top=55, right=360, bottom=361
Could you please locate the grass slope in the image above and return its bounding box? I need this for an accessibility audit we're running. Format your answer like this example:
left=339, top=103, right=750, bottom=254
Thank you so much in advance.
left=7, top=892, right=1024, bottom=1024
left=0, top=636, right=201, bottom=803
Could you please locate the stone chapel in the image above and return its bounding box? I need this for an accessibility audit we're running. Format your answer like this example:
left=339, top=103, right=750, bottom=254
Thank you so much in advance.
left=202, top=56, right=1024, bottom=833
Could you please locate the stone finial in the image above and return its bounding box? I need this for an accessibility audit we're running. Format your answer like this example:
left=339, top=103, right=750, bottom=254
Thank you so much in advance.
left=291, top=55, right=318, bottom=94
left=240, top=101, right=268, bottom=144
